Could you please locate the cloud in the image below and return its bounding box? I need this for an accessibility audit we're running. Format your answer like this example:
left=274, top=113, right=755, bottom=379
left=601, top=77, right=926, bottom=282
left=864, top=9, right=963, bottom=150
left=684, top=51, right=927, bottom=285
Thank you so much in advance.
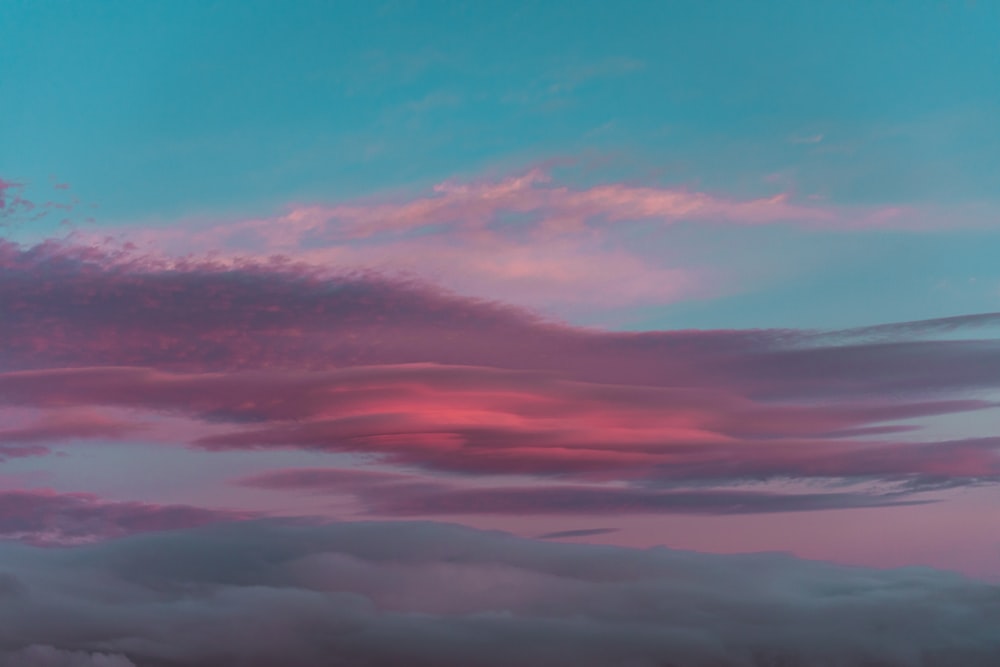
left=0, top=179, right=25, bottom=205
left=0, top=239, right=998, bottom=511
left=0, top=409, right=140, bottom=445
left=0, top=445, right=50, bottom=463
left=0, top=239, right=998, bottom=522
left=0, top=239, right=564, bottom=372
left=381, top=485, right=928, bottom=515
left=536, top=528, right=618, bottom=539
left=238, top=467, right=929, bottom=516
left=1, top=363, right=997, bottom=492
left=0, top=519, right=996, bottom=666
left=819, top=311, right=1000, bottom=345
left=75, top=165, right=939, bottom=310
left=106, top=166, right=965, bottom=256
left=0, top=178, right=83, bottom=228
left=0, top=490, right=251, bottom=546
left=0, top=646, right=135, bottom=667
left=255, top=168, right=834, bottom=240
left=4, top=238, right=1000, bottom=392
left=0, top=180, right=35, bottom=225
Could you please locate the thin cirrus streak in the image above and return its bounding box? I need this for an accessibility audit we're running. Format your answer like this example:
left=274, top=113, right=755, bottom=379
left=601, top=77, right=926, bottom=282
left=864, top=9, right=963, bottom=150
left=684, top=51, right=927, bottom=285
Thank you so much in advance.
left=116, top=167, right=838, bottom=245
left=0, top=238, right=998, bottom=519
left=116, top=166, right=948, bottom=247
left=236, top=466, right=931, bottom=515
left=535, top=527, right=618, bottom=539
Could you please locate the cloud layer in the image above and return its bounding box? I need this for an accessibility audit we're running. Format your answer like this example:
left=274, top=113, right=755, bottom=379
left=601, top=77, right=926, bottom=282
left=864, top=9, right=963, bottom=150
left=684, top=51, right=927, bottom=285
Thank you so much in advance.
left=1, top=238, right=999, bottom=520
left=0, top=519, right=997, bottom=667
left=0, top=489, right=248, bottom=546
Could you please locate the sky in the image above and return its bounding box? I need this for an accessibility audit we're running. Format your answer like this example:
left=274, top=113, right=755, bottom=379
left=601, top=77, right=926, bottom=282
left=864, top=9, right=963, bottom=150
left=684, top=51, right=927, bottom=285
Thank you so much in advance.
left=2, top=1, right=1000, bottom=665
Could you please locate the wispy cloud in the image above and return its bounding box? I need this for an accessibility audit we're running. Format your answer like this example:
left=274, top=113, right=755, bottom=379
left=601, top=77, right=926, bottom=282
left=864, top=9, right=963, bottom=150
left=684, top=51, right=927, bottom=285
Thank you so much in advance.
left=0, top=178, right=85, bottom=228
left=789, top=133, right=825, bottom=144
left=68, top=165, right=997, bottom=314
left=237, top=467, right=930, bottom=516
left=535, top=527, right=618, bottom=539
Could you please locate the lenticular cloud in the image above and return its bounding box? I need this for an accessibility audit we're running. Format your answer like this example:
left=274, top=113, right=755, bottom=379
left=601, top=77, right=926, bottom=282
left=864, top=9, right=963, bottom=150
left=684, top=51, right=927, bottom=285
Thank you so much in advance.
left=2, top=239, right=1000, bottom=513
left=0, top=519, right=997, bottom=667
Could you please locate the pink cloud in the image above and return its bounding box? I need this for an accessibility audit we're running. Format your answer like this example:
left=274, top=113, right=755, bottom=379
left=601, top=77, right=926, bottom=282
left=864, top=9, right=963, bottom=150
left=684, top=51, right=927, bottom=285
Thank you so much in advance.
left=289, top=237, right=701, bottom=308
left=0, top=489, right=251, bottom=546
left=66, top=166, right=987, bottom=314
left=75, top=167, right=909, bottom=311
left=1, top=363, right=997, bottom=491
left=0, top=179, right=32, bottom=220
left=107, top=166, right=934, bottom=256
left=0, top=408, right=142, bottom=444
left=4, top=238, right=1000, bottom=393
left=0, top=238, right=998, bottom=514
left=283, top=168, right=837, bottom=238
left=0, top=177, right=82, bottom=226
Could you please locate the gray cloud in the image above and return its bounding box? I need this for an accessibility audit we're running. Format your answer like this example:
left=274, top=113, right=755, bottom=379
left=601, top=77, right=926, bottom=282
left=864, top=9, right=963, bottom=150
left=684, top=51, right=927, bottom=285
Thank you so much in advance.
left=236, top=466, right=935, bottom=516
left=0, top=519, right=996, bottom=667
left=0, top=646, right=135, bottom=667
left=536, top=528, right=618, bottom=539
left=0, top=490, right=250, bottom=546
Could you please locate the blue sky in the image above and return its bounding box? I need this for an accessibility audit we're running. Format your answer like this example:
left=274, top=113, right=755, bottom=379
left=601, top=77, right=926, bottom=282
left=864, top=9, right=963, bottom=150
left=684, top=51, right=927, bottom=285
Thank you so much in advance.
left=4, top=1, right=1000, bottom=330
left=5, top=0, right=999, bottom=214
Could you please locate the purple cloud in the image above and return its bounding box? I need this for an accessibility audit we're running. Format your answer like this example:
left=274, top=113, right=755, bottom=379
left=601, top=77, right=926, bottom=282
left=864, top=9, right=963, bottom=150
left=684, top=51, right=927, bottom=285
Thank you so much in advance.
left=239, top=467, right=929, bottom=516
left=536, top=528, right=618, bottom=539
left=0, top=490, right=251, bottom=546
left=0, top=239, right=998, bottom=513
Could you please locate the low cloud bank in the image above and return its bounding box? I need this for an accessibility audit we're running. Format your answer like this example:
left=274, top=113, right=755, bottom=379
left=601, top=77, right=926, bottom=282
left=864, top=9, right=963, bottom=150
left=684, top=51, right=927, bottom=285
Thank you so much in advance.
left=0, top=520, right=997, bottom=666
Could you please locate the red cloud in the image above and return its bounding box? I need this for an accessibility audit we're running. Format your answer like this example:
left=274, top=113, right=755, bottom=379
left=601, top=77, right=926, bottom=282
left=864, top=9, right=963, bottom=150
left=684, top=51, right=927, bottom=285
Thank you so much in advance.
left=1, top=364, right=997, bottom=488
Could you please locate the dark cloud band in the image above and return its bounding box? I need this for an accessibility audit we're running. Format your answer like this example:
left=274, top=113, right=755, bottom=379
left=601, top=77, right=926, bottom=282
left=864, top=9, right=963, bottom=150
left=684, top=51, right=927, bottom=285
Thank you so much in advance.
left=0, top=520, right=997, bottom=667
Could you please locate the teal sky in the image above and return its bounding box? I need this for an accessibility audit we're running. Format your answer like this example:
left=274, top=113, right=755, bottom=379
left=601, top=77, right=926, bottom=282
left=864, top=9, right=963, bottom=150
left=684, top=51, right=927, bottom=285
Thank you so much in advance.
left=5, top=1, right=999, bottom=207
left=4, top=1, right=1000, bottom=330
